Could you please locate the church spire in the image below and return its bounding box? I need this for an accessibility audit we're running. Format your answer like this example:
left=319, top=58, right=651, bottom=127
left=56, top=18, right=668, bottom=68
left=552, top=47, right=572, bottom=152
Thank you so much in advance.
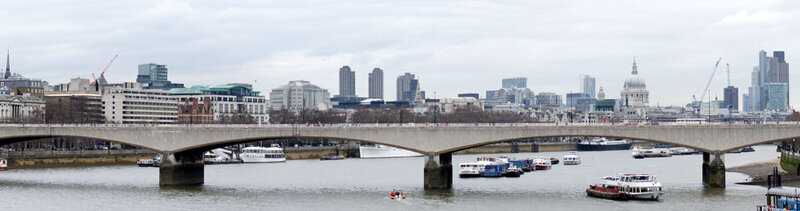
left=631, top=57, right=638, bottom=75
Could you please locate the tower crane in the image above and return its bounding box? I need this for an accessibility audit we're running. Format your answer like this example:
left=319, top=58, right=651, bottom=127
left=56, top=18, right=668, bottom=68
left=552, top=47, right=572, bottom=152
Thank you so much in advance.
left=693, top=58, right=722, bottom=118
left=92, top=54, right=118, bottom=91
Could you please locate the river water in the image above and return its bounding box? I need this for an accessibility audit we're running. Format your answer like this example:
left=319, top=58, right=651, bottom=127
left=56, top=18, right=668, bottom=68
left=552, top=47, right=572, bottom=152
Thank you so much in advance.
left=0, top=145, right=778, bottom=210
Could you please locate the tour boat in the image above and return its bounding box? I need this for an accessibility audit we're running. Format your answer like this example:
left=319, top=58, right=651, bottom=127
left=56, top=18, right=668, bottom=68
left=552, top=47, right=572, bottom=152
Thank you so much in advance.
left=0, top=158, right=7, bottom=171
left=577, top=138, right=633, bottom=151
left=533, top=157, right=552, bottom=170
left=563, top=152, right=581, bottom=165
left=631, top=146, right=671, bottom=158
left=458, top=162, right=482, bottom=178
left=359, top=144, right=422, bottom=159
left=587, top=173, right=665, bottom=200
left=241, top=144, right=286, bottom=163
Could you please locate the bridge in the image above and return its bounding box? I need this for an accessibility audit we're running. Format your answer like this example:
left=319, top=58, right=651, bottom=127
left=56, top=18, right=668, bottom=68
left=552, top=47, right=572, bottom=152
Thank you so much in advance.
left=0, top=123, right=797, bottom=189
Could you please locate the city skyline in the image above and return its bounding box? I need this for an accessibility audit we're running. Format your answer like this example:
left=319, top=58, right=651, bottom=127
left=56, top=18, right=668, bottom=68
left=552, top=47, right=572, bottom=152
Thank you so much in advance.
left=1, top=1, right=798, bottom=106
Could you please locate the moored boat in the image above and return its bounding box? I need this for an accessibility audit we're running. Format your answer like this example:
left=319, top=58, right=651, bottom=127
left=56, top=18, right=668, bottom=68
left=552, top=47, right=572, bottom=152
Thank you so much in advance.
left=563, top=152, right=581, bottom=165
left=0, top=158, right=7, bottom=171
left=577, top=138, right=633, bottom=151
left=477, top=157, right=507, bottom=177
left=137, top=154, right=161, bottom=167
left=533, top=157, right=552, bottom=170
left=204, top=148, right=242, bottom=164
left=631, top=146, right=671, bottom=158
left=503, top=165, right=522, bottom=177
left=550, top=157, right=560, bottom=165
left=459, top=162, right=482, bottom=178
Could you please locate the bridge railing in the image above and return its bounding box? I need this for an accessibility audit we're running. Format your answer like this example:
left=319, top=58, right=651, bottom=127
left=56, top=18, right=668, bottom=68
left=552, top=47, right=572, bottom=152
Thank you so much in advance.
left=0, top=121, right=798, bottom=128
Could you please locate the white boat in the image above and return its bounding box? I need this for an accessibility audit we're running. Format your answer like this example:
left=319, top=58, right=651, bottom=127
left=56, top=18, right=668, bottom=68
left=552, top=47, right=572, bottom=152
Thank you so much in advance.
left=533, top=157, right=552, bottom=170
left=458, top=162, right=482, bottom=178
left=241, top=144, right=286, bottom=163
left=599, top=173, right=665, bottom=200
left=359, top=144, right=422, bottom=159
left=204, top=148, right=241, bottom=164
left=0, top=158, right=7, bottom=171
left=563, top=152, right=581, bottom=165
left=631, top=146, right=671, bottom=158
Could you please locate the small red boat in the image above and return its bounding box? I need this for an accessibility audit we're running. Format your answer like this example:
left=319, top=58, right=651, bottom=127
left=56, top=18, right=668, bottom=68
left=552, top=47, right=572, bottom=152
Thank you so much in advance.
left=389, top=190, right=406, bottom=200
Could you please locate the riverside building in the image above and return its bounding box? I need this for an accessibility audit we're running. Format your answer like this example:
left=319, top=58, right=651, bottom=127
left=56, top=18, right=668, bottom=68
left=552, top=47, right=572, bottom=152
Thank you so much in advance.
left=102, top=87, right=179, bottom=124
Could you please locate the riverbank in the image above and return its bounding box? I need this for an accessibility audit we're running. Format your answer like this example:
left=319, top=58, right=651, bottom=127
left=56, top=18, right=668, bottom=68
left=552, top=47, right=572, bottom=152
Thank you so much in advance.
left=727, top=158, right=800, bottom=186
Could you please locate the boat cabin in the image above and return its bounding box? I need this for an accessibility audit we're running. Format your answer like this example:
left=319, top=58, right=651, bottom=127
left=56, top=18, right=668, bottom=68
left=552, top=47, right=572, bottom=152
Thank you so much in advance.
left=764, top=187, right=800, bottom=211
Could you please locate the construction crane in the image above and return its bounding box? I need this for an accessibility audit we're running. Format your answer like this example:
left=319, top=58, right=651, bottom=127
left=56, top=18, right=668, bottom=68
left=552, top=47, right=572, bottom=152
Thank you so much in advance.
left=92, top=54, right=118, bottom=85
left=693, top=58, right=723, bottom=118
left=92, top=54, right=118, bottom=91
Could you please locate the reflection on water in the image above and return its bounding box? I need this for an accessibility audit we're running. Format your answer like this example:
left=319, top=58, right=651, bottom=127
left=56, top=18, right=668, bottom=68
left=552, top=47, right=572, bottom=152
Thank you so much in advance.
left=0, top=145, right=779, bottom=210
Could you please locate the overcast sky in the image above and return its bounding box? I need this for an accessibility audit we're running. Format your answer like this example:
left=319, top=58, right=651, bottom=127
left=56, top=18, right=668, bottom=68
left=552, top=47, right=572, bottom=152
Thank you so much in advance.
left=1, top=0, right=798, bottom=106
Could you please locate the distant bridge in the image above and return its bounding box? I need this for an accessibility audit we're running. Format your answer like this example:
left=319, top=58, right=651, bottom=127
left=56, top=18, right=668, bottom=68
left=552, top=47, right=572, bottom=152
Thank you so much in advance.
left=0, top=123, right=796, bottom=188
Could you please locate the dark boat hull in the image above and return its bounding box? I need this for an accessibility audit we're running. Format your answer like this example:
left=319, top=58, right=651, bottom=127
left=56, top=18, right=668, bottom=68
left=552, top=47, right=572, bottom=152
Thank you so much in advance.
left=577, top=143, right=633, bottom=151
left=586, top=188, right=630, bottom=201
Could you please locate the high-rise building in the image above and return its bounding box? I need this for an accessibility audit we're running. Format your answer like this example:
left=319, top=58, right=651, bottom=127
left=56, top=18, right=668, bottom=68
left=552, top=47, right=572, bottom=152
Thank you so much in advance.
left=502, top=77, right=527, bottom=89
left=338, top=66, right=356, bottom=97
left=458, top=93, right=480, bottom=99
left=534, top=92, right=562, bottom=109
left=580, top=75, right=596, bottom=98
left=723, top=86, right=739, bottom=111
left=368, top=68, right=383, bottom=99
left=566, top=93, right=591, bottom=108
left=747, top=50, right=789, bottom=112
left=396, top=73, right=419, bottom=102
left=270, top=80, right=331, bottom=113
left=136, top=63, right=184, bottom=90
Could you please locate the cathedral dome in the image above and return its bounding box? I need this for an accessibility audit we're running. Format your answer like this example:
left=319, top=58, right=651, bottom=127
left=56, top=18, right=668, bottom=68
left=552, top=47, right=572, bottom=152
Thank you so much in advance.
left=623, top=58, right=646, bottom=89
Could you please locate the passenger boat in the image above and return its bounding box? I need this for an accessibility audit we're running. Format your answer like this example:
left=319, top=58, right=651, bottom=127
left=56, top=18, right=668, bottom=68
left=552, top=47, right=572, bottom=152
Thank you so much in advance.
left=137, top=154, right=161, bottom=167
left=0, top=158, right=7, bottom=171
left=241, top=144, right=286, bottom=163
left=631, top=146, right=671, bottom=158
left=760, top=186, right=800, bottom=211
left=359, top=144, right=422, bottom=159
left=458, top=162, right=482, bottom=178
left=533, top=157, right=552, bottom=170
left=563, top=152, right=581, bottom=165
left=587, top=173, right=664, bottom=201
left=577, top=138, right=633, bottom=151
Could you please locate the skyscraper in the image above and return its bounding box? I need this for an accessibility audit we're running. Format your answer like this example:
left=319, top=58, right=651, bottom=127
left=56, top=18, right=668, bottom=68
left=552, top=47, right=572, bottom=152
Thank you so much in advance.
left=580, top=74, right=596, bottom=98
left=723, top=86, right=738, bottom=111
left=746, top=50, right=789, bottom=112
left=137, top=63, right=184, bottom=90
left=396, top=73, right=418, bottom=102
left=338, top=66, right=356, bottom=97
left=368, top=68, right=383, bottom=99
left=502, top=77, right=527, bottom=89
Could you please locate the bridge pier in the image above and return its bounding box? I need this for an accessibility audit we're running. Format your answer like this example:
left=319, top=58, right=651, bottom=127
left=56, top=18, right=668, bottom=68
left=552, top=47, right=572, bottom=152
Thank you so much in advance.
left=159, top=151, right=204, bottom=186
left=424, top=152, right=452, bottom=189
left=702, top=150, right=725, bottom=188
